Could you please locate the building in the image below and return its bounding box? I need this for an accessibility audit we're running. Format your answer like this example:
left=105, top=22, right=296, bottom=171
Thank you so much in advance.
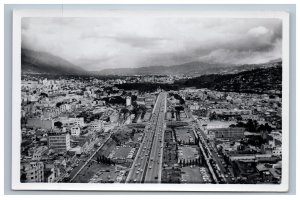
left=30, top=146, right=48, bottom=161
left=48, top=132, right=71, bottom=152
left=88, top=120, right=103, bottom=131
left=70, top=126, right=81, bottom=136
left=69, top=117, right=85, bottom=127
left=21, top=162, right=44, bottom=183
left=208, top=127, right=245, bottom=139
left=272, top=147, right=282, bottom=156
left=229, top=154, right=272, bottom=161
left=44, top=167, right=60, bottom=183
left=145, top=95, right=156, bottom=108
left=210, top=109, right=252, bottom=116
left=136, top=96, right=145, bottom=105
left=126, top=96, right=132, bottom=106
left=27, top=118, right=54, bottom=130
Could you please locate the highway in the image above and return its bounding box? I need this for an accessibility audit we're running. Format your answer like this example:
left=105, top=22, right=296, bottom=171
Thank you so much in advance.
left=126, top=92, right=167, bottom=183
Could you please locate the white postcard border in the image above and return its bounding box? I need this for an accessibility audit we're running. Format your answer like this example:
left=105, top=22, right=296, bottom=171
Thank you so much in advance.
left=12, top=8, right=290, bottom=192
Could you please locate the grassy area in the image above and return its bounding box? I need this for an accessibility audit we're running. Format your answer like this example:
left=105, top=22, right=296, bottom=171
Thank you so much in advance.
left=90, top=168, right=122, bottom=183
left=181, top=166, right=205, bottom=183
left=162, top=129, right=178, bottom=167
left=174, top=127, right=195, bottom=144
left=96, top=138, right=116, bottom=157
left=161, top=168, right=181, bottom=183
left=72, top=161, right=114, bottom=183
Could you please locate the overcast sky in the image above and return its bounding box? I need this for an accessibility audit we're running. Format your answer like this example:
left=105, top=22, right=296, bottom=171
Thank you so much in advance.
left=22, top=17, right=282, bottom=71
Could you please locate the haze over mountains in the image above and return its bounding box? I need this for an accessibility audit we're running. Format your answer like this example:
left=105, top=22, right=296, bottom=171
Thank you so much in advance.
left=21, top=48, right=86, bottom=75
left=21, top=48, right=281, bottom=77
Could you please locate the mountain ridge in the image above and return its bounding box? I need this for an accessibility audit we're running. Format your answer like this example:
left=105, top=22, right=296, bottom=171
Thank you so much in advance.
left=21, top=48, right=281, bottom=77
left=94, top=59, right=282, bottom=77
left=21, top=48, right=86, bottom=75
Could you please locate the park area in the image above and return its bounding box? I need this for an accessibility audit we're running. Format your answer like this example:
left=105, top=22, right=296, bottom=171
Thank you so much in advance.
left=174, top=127, right=195, bottom=144
left=72, top=161, right=115, bottom=183
left=181, top=166, right=212, bottom=183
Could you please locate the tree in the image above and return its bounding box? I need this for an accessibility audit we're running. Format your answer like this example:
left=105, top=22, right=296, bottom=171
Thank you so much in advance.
left=209, top=112, right=217, bottom=120
left=54, top=121, right=63, bottom=129
left=171, top=109, right=175, bottom=118
left=191, top=160, right=195, bottom=166
left=264, top=123, right=272, bottom=133
left=56, top=102, right=64, bottom=107
left=40, top=92, right=48, bottom=97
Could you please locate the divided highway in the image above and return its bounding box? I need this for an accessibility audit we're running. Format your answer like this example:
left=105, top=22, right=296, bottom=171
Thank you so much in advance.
left=126, top=92, right=167, bottom=183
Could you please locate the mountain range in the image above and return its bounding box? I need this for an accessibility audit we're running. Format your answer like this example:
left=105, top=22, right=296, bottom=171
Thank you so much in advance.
left=21, top=48, right=281, bottom=77
left=21, top=48, right=86, bottom=75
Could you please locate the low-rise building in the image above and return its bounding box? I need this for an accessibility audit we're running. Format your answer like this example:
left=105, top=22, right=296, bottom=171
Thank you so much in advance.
left=208, top=127, right=245, bottom=139
left=27, top=118, right=54, bottom=130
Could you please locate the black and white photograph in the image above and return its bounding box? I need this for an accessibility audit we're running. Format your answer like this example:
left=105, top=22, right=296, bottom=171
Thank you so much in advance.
left=12, top=9, right=290, bottom=191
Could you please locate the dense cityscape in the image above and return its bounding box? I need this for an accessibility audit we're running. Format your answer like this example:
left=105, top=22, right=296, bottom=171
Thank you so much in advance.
left=20, top=66, right=282, bottom=184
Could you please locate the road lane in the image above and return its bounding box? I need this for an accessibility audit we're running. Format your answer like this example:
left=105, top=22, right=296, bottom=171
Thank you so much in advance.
left=126, top=92, right=166, bottom=183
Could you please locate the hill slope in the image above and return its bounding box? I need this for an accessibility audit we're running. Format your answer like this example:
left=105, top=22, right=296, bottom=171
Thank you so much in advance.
left=97, top=61, right=229, bottom=76
left=96, top=59, right=282, bottom=77
left=176, top=62, right=282, bottom=94
left=21, top=48, right=86, bottom=75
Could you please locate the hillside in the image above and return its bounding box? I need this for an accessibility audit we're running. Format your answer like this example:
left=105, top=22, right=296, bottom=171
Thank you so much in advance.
left=96, top=59, right=282, bottom=77
left=21, top=48, right=86, bottom=75
left=97, top=61, right=229, bottom=76
left=176, top=62, right=282, bottom=94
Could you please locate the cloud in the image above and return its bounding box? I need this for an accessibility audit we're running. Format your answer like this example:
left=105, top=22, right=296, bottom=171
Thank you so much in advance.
left=107, top=36, right=168, bottom=48
left=21, top=17, right=282, bottom=70
left=247, top=26, right=269, bottom=36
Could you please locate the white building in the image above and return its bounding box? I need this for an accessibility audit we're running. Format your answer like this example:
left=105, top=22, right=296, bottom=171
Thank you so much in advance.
left=48, top=133, right=71, bottom=152
left=69, top=117, right=85, bottom=127
left=126, top=96, right=132, bottom=106
left=71, top=126, right=81, bottom=136
left=272, top=147, right=282, bottom=156
left=31, top=146, right=48, bottom=161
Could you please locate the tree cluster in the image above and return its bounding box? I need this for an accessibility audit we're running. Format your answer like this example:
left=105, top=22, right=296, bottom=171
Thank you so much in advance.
left=230, top=119, right=273, bottom=133
left=179, top=157, right=203, bottom=167
left=96, top=155, right=115, bottom=165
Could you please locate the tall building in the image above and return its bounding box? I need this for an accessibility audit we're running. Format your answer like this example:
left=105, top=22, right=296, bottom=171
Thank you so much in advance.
left=21, top=162, right=44, bottom=183
left=126, top=96, right=132, bottom=106
left=48, top=132, right=71, bottom=152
